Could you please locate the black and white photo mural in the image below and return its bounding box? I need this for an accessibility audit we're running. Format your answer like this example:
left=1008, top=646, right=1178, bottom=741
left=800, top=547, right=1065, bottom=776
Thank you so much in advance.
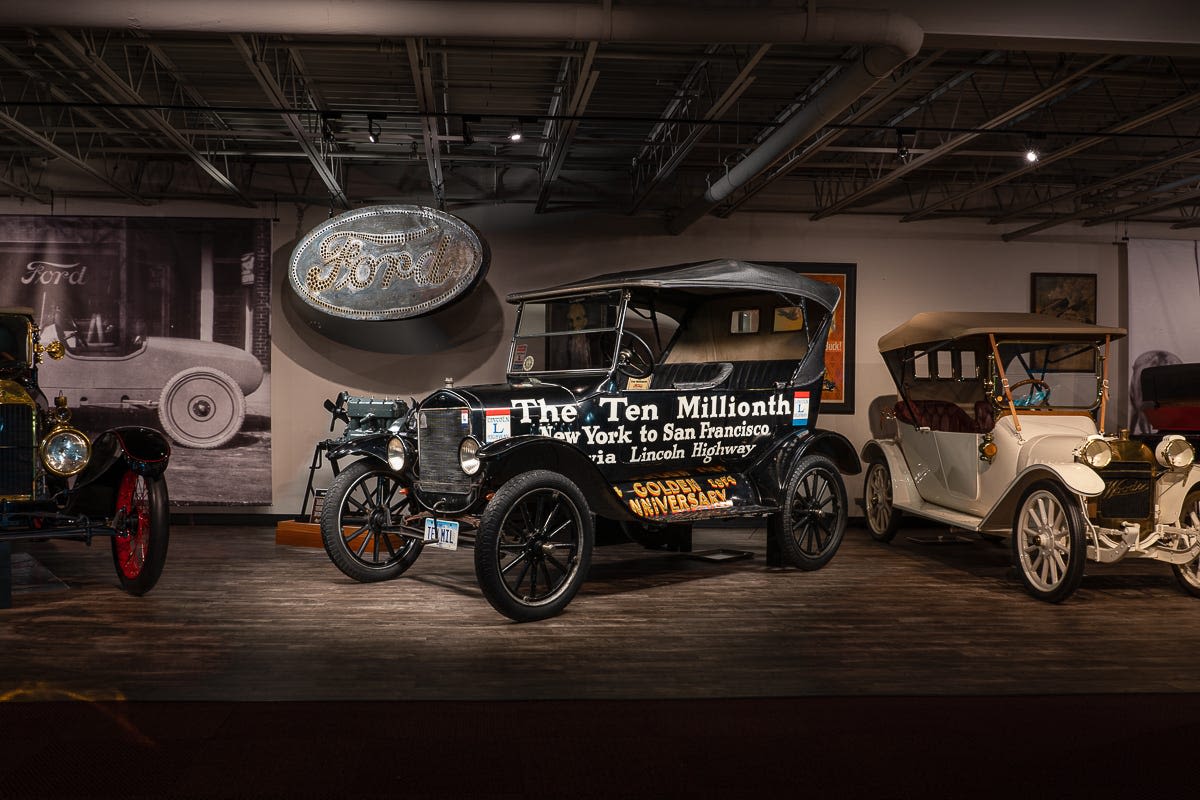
left=0, top=215, right=272, bottom=505
left=1126, top=238, right=1200, bottom=436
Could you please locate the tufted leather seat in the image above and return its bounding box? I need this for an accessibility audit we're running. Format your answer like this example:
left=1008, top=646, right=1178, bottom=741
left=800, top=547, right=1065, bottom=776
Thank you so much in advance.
left=894, top=399, right=980, bottom=433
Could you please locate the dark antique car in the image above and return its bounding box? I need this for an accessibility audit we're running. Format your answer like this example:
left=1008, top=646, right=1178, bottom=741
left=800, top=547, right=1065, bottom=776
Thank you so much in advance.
left=860, top=312, right=1200, bottom=602
left=316, top=260, right=861, bottom=621
left=0, top=307, right=170, bottom=603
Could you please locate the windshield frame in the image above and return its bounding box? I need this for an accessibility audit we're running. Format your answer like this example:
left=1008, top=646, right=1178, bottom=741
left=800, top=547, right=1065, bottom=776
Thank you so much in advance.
left=506, top=289, right=628, bottom=377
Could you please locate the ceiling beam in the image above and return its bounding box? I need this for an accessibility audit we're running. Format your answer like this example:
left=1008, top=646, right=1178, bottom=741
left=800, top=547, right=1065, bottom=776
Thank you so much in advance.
left=629, top=44, right=768, bottom=214
left=51, top=29, right=253, bottom=206
left=902, top=86, right=1200, bottom=222
left=536, top=41, right=599, bottom=213
left=811, top=55, right=1111, bottom=221
left=230, top=34, right=349, bottom=209
left=405, top=38, right=445, bottom=209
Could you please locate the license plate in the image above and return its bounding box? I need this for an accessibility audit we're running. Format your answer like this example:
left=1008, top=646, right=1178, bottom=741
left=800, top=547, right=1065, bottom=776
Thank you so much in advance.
left=423, top=518, right=459, bottom=551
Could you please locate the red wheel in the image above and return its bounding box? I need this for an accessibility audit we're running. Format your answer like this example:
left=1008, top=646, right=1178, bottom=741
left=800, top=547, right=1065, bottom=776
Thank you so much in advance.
left=111, top=470, right=170, bottom=595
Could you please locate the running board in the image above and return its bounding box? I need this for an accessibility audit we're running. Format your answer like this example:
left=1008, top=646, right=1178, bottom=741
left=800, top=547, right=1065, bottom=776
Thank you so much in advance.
left=891, top=501, right=987, bottom=532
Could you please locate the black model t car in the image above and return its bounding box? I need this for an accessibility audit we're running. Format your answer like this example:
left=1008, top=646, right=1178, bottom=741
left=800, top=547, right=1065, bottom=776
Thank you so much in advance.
left=0, top=308, right=170, bottom=602
left=317, top=260, right=860, bottom=621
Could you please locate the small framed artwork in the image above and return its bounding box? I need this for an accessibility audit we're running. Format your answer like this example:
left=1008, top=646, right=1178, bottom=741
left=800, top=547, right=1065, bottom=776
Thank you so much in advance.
left=1031, top=272, right=1097, bottom=323
left=1030, top=272, right=1098, bottom=371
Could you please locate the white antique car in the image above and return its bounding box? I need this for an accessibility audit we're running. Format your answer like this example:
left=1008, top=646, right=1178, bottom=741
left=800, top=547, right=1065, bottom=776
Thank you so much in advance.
left=860, top=311, right=1200, bottom=602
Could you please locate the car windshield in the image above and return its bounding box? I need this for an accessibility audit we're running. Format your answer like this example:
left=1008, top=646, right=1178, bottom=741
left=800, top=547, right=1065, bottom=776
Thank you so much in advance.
left=509, top=292, right=622, bottom=374
left=996, top=339, right=1104, bottom=410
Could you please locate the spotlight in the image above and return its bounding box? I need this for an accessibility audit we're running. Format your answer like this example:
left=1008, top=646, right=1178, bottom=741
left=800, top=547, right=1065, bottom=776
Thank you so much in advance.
left=895, top=128, right=912, bottom=164
left=1024, top=133, right=1045, bottom=164
left=508, top=121, right=523, bottom=142
left=366, top=113, right=385, bottom=144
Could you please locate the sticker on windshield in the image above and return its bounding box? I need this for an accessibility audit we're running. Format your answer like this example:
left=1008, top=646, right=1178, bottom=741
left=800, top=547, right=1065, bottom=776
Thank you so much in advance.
left=522, top=355, right=535, bottom=371
left=792, top=391, right=810, bottom=426
left=485, top=408, right=511, bottom=443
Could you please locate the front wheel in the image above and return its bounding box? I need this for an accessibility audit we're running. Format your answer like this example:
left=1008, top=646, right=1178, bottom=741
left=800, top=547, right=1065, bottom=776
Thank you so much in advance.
left=1012, top=483, right=1086, bottom=603
left=1170, top=488, right=1200, bottom=598
left=475, top=470, right=593, bottom=622
left=110, top=470, right=170, bottom=595
left=863, top=458, right=901, bottom=543
left=769, top=454, right=848, bottom=570
left=320, top=459, right=423, bottom=583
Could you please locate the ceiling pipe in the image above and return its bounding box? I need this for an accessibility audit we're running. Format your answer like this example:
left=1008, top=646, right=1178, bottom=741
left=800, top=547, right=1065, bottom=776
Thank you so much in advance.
left=0, top=1, right=923, bottom=229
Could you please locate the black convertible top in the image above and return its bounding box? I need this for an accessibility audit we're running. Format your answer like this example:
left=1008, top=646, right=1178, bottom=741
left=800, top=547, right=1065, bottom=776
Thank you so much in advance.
left=506, top=259, right=841, bottom=311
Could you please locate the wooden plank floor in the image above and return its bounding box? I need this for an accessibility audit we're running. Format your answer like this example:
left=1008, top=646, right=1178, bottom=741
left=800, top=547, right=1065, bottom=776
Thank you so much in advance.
left=4, top=520, right=1200, bottom=702
left=4, top=522, right=1200, bottom=798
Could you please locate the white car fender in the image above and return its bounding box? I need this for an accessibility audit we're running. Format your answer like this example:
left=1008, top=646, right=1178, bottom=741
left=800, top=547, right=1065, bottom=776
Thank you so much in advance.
left=1155, top=464, right=1200, bottom=525
left=980, top=461, right=1104, bottom=530
left=860, top=438, right=922, bottom=508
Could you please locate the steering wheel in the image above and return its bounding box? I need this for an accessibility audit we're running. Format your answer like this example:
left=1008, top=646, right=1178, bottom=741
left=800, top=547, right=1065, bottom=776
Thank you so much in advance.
left=616, top=330, right=655, bottom=379
left=1008, top=378, right=1052, bottom=408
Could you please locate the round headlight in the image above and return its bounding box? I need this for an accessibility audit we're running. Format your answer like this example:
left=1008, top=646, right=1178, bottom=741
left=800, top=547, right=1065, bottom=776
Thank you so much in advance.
left=40, top=426, right=91, bottom=476
left=1156, top=435, right=1195, bottom=469
left=1079, top=437, right=1113, bottom=469
left=459, top=436, right=481, bottom=476
left=386, top=436, right=407, bottom=472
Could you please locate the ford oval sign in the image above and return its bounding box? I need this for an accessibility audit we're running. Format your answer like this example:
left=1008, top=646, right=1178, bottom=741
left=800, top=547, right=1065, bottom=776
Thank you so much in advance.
left=288, top=205, right=488, bottom=321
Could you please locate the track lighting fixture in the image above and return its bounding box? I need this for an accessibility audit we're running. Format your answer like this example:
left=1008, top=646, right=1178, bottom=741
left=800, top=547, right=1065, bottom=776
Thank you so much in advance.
left=366, top=113, right=385, bottom=144
left=895, top=127, right=912, bottom=164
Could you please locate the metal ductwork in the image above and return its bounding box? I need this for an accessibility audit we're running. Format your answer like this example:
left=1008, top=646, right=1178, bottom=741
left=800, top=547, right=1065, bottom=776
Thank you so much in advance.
left=0, top=1, right=923, bottom=229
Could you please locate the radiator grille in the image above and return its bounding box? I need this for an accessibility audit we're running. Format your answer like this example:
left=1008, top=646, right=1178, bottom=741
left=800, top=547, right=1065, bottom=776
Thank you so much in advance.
left=0, top=404, right=35, bottom=497
left=417, top=406, right=473, bottom=493
left=1096, top=460, right=1153, bottom=520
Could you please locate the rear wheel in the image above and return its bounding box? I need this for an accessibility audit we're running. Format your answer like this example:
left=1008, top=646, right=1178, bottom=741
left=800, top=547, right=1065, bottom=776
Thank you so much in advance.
left=475, top=470, right=592, bottom=622
left=1012, top=483, right=1086, bottom=603
left=769, top=454, right=847, bottom=570
left=863, top=458, right=901, bottom=543
left=1170, top=489, right=1200, bottom=598
left=110, top=470, right=169, bottom=595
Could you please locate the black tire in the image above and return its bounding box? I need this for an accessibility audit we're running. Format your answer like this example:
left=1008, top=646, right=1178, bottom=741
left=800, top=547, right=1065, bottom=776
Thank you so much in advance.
left=110, top=470, right=170, bottom=595
left=320, top=459, right=423, bottom=583
left=474, top=470, right=593, bottom=622
left=157, top=366, right=247, bottom=449
left=862, top=458, right=902, bottom=543
left=1011, top=482, right=1086, bottom=603
left=769, top=454, right=848, bottom=570
left=1171, top=488, right=1200, bottom=598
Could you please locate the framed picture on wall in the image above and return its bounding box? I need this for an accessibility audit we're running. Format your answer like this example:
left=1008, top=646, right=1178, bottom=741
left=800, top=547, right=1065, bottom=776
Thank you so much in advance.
left=1030, top=272, right=1098, bottom=371
left=764, top=262, right=856, bottom=414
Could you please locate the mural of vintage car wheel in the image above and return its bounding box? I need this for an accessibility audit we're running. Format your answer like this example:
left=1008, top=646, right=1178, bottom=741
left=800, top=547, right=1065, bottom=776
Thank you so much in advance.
left=157, top=366, right=246, bottom=449
left=770, top=454, right=848, bottom=570
left=1012, top=483, right=1086, bottom=603
left=320, top=459, right=423, bottom=583
left=1170, top=488, right=1200, bottom=598
left=110, top=470, right=170, bottom=596
left=474, top=470, right=593, bottom=622
left=863, top=458, right=902, bottom=543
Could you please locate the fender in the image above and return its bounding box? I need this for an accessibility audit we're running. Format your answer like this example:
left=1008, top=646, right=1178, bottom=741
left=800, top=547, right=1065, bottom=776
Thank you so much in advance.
left=67, top=426, right=171, bottom=516
left=480, top=435, right=634, bottom=520
left=860, top=438, right=922, bottom=508
left=748, top=428, right=861, bottom=505
left=325, top=431, right=396, bottom=468
left=979, top=462, right=1104, bottom=530
left=1148, top=464, right=1200, bottom=526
